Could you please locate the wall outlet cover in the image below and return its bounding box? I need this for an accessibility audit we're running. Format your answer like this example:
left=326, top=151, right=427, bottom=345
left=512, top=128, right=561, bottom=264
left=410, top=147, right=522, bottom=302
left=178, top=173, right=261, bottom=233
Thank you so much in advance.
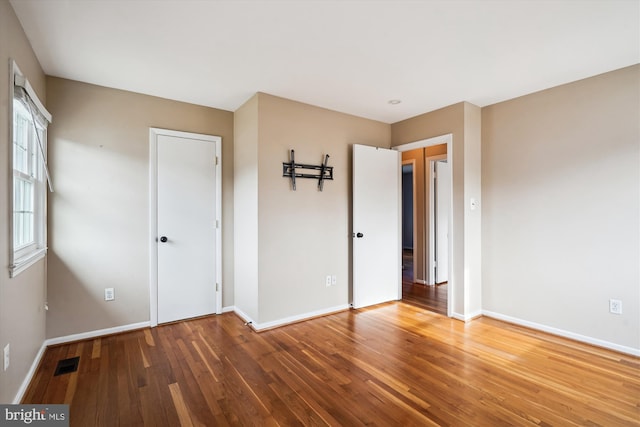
left=609, top=299, right=622, bottom=315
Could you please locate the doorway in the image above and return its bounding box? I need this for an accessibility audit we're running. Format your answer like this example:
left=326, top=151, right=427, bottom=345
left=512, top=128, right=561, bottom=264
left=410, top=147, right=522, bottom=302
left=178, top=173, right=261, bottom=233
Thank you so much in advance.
left=149, top=128, right=222, bottom=326
left=402, top=161, right=416, bottom=281
left=396, top=137, right=451, bottom=316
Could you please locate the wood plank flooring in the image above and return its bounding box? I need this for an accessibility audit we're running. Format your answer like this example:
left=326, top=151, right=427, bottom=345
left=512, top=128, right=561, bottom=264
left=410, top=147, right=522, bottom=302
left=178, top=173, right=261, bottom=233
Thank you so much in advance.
left=402, top=249, right=448, bottom=315
left=23, top=304, right=640, bottom=426
left=402, top=280, right=448, bottom=316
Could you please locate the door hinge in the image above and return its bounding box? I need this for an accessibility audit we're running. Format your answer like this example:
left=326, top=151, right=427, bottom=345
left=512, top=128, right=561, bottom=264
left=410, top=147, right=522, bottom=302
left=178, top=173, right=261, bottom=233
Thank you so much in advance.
left=216, top=220, right=220, bottom=228
left=215, top=156, right=219, bottom=166
left=216, top=283, right=219, bottom=291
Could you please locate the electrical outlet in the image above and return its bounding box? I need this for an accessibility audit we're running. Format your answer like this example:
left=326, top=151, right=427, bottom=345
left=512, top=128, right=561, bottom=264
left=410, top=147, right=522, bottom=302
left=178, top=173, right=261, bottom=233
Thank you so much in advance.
left=331, top=275, right=337, bottom=286
left=325, top=275, right=332, bottom=287
left=105, top=288, right=115, bottom=301
left=4, top=344, right=9, bottom=371
left=609, top=299, right=622, bottom=315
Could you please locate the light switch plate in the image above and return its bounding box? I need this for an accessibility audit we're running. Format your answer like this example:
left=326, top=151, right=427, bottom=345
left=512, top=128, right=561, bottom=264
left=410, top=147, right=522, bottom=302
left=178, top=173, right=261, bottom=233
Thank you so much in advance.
left=4, top=343, right=9, bottom=371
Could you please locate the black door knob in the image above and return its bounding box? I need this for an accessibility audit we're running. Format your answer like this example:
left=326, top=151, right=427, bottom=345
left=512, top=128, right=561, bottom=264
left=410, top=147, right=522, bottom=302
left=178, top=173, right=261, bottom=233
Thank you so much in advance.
left=356, top=232, right=364, bottom=238
left=160, top=236, right=168, bottom=243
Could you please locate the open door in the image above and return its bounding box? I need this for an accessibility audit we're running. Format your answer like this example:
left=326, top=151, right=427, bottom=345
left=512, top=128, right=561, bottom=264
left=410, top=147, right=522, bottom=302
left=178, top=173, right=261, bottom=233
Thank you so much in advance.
left=435, top=160, right=450, bottom=283
left=352, top=144, right=401, bottom=309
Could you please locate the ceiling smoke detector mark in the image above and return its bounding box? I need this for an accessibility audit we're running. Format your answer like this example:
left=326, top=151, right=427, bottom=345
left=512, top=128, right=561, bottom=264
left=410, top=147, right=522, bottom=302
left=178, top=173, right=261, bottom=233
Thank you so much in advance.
left=388, top=99, right=402, bottom=105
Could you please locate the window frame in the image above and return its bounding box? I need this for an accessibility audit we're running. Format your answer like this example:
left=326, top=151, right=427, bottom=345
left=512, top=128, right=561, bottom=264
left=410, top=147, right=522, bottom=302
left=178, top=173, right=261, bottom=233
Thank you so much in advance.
left=9, top=61, right=50, bottom=278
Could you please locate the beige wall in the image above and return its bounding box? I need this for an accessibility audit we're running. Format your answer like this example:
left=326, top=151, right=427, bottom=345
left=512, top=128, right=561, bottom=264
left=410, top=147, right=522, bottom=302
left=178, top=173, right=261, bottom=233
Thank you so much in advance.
left=482, top=65, right=639, bottom=349
left=392, top=102, right=482, bottom=319
left=463, top=103, right=482, bottom=316
left=234, top=93, right=390, bottom=325
left=45, top=77, right=234, bottom=338
left=0, top=0, right=48, bottom=403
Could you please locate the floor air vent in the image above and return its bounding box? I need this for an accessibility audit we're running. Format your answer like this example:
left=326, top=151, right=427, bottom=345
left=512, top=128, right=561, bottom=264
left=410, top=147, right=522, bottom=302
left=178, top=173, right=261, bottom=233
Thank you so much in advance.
left=54, top=356, right=80, bottom=376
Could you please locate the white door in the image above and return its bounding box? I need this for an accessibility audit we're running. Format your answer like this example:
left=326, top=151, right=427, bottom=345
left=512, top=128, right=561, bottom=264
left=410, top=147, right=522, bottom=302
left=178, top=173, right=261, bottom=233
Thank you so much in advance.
left=352, top=144, right=401, bottom=309
left=435, top=160, right=450, bottom=283
left=151, top=129, right=221, bottom=324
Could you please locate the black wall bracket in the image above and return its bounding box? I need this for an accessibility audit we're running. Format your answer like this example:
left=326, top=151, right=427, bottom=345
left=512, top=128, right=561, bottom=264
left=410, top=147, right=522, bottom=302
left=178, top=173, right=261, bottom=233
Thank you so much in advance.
left=282, top=149, right=333, bottom=191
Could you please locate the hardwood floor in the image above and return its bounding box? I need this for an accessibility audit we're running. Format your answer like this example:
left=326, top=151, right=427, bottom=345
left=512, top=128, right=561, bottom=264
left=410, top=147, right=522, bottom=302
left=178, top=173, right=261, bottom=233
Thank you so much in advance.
left=402, top=249, right=447, bottom=315
left=23, top=304, right=639, bottom=426
left=402, top=280, right=448, bottom=316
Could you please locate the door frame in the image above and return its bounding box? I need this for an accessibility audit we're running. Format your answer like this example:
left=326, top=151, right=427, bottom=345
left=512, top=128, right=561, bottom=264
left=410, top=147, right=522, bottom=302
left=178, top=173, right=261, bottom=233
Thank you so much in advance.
left=393, top=134, right=453, bottom=317
left=148, top=128, right=222, bottom=327
left=427, top=154, right=448, bottom=285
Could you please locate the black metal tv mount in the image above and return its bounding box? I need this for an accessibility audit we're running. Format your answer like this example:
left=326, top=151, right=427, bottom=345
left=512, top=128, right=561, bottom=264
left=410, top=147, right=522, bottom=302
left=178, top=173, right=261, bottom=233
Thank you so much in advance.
left=282, top=149, right=333, bottom=191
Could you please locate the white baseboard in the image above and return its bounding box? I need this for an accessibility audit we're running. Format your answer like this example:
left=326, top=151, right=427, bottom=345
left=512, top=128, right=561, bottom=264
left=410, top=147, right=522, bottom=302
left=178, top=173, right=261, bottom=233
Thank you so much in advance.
left=235, top=304, right=350, bottom=331
left=45, top=321, right=151, bottom=347
left=482, top=310, right=640, bottom=357
left=451, top=310, right=482, bottom=322
left=13, top=342, right=47, bottom=404
left=232, top=307, right=255, bottom=326
left=222, top=305, right=235, bottom=313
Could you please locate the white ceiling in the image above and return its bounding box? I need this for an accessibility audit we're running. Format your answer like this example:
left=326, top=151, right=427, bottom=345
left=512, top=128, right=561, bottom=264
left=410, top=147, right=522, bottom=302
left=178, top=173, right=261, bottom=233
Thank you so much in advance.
left=10, top=0, right=640, bottom=123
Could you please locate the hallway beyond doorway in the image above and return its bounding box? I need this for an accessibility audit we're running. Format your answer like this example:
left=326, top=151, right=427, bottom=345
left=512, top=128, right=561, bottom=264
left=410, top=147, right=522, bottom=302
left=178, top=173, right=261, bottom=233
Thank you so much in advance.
left=402, top=249, right=447, bottom=315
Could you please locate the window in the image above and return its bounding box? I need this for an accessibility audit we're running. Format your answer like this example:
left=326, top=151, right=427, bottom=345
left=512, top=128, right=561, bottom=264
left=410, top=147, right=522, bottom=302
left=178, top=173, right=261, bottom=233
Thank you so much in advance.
left=10, top=62, right=52, bottom=277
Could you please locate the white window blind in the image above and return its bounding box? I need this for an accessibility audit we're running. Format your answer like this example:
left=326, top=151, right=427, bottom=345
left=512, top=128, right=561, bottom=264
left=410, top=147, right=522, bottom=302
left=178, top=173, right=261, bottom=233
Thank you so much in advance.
left=14, top=72, right=53, bottom=192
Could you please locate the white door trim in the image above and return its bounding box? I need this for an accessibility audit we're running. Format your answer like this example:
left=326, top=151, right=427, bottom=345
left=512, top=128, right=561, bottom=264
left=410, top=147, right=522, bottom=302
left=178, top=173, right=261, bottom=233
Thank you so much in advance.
left=393, top=134, right=453, bottom=317
left=149, top=128, right=222, bottom=327
left=427, top=154, right=447, bottom=285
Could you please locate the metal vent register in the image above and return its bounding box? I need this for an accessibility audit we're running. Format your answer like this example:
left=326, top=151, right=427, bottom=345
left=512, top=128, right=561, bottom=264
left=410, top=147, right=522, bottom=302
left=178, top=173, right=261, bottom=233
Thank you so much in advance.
left=54, top=356, right=80, bottom=376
